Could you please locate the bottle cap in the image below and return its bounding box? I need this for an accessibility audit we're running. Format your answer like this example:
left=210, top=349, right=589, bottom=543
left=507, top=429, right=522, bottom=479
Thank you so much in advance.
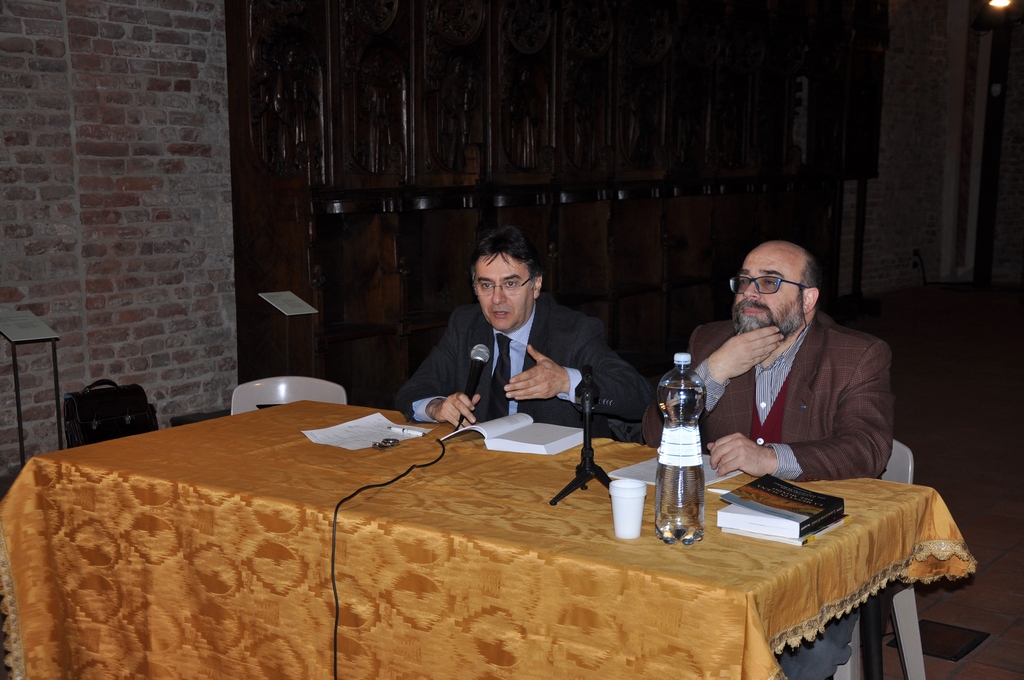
left=674, top=352, right=691, bottom=367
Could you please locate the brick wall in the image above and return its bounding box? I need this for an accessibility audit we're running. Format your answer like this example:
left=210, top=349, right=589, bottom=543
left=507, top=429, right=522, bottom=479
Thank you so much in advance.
left=838, top=0, right=952, bottom=297
left=837, top=0, right=1024, bottom=296
left=1, top=0, right=234, bottom=470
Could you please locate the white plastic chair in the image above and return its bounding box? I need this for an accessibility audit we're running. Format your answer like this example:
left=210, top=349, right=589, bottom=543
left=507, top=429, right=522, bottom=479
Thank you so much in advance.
left=230, top=376, right=348, bottom=415
left=834, top=439, right=926, bottom=680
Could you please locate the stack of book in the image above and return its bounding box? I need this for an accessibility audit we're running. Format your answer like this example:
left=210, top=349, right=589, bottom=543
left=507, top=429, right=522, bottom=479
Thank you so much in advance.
left=716, top=475, right=848, bottom=546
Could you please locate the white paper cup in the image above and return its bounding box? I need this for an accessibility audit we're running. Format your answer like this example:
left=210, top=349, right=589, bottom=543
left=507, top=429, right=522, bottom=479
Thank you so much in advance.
left=608, top=479, right=648, bottom=539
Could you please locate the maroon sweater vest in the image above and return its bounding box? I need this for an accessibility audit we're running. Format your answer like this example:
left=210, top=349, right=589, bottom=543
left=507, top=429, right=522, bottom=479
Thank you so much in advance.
left=749, top=375, right=790, bottom=445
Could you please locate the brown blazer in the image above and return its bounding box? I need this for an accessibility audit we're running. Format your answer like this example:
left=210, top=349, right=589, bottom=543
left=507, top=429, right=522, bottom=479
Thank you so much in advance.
left=643, top=312, right=894, bottom=480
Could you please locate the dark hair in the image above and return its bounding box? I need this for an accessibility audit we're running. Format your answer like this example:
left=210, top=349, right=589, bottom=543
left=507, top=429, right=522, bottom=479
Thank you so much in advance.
left=470, top=224, right=544, bottom=281
left=801, top=250, right=823, bottom=289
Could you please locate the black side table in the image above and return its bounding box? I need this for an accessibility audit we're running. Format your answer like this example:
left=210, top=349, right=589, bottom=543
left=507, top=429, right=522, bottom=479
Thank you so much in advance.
left=0, top=311, right=64, bottom=466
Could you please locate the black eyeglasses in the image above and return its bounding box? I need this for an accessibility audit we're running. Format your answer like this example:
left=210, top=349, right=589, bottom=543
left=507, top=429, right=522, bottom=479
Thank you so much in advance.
left=474, top=278, right=533, bottom=296
left=729, top=276, right=807, bottom=295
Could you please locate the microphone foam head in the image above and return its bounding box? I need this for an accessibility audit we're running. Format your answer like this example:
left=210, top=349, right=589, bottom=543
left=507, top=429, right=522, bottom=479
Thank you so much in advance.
left=470, top=343, right=491, bottom=362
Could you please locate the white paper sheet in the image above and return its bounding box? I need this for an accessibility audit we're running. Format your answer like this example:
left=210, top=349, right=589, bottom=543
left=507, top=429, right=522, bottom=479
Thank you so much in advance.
left=609, top=454, right=742, bottom=487
left=302, top=413, right=431, bottom=450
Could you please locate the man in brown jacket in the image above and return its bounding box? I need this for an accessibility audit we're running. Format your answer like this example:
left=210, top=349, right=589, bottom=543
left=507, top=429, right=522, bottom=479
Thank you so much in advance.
left=643, top=240, right=894, bottom=482
left=642, top=240, right=894, bottom=679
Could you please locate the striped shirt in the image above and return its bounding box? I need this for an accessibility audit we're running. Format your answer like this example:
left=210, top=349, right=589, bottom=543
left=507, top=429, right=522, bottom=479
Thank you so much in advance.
left=696, top=324, right=810, bottom=479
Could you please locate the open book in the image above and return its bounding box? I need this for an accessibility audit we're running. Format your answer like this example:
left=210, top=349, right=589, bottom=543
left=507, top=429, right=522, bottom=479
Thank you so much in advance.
left=440, top=413, right=583, bottom=455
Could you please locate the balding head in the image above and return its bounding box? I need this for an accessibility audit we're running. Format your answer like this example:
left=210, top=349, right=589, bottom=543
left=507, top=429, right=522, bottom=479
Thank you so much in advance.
left=733, top=241, right=821, bottom=339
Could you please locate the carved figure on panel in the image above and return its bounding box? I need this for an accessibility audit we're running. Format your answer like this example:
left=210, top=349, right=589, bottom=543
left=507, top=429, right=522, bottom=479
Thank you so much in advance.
left=353, top=46, right=406, bottom=174
left=364, top=84, right=392, bottom=172
left=713, top=75, right=746, bottom=170
left=438, top=56, right=478, bottom=172
left=623, top=75, right=659, bottom=169
left=672, top=65, right=707, bottom=169
left=507, top=63, right=542, bottom=169
left=617, top=3, right=671, bottom=170
left=565, top=62, right=601, bottom=170
left=249, top=5, right=324, bottom=181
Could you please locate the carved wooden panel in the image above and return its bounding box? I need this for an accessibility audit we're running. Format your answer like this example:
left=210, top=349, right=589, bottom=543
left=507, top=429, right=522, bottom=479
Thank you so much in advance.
left=248, top=0, right=328, bottom=185
left=225, top=0, right=890, bottom=404
left=672, top=5, right=720, bottom=176
left=558, top=0, right=615, bottom=179
left=419, top=0, right=487, bottom=184
left=493, top=0, right=556, bottom=181
left=340, top=0, right=411, bottom=187
left=615, top=0, right=673, bottom=178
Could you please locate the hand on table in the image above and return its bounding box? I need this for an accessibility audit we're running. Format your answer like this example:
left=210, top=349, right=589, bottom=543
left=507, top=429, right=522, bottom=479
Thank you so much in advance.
left=506, top=344, right=570, bottom=401
left=707, top=433, right=779, bottom=478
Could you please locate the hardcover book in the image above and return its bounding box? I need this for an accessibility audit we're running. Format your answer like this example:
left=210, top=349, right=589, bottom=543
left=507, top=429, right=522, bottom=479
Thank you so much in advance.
left=440, top=413, right=583, bottom=455
left=719, top=511, right=850, bottom=545
left=718, top=475, right=844, bottom=538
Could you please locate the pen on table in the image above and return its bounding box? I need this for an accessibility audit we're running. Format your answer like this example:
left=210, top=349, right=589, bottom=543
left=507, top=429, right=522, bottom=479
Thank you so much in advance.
left=388, top=426, right=424, bottom=437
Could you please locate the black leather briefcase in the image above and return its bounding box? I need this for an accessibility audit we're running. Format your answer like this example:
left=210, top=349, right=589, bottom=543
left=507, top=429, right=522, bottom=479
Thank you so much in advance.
left=63, top=379, right=159, bottom=448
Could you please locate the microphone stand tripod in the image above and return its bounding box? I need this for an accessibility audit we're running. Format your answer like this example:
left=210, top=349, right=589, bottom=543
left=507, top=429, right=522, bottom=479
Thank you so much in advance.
left=550, top=366, right=610, bottom=505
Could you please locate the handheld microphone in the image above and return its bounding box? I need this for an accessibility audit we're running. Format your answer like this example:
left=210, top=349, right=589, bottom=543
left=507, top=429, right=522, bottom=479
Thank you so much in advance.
left=456, top=343, right=491, bottom=428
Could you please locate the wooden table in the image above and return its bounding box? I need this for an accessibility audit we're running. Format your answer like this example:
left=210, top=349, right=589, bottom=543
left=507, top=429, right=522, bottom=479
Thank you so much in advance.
left=0, top=403, right=975, bottom=679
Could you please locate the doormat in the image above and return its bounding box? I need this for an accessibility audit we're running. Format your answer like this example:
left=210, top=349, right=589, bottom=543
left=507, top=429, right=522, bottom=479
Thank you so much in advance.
left=886, top=619, right=989, bottom=662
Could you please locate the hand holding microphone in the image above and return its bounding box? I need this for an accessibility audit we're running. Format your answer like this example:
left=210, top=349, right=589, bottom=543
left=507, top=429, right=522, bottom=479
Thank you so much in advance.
left=455, top=343, right=491, bottom=429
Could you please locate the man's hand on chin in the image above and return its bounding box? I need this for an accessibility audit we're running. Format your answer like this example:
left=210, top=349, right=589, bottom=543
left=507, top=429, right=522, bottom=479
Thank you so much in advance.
left=706, top=433, right=779, bottom=478
left=706, top=326, right=783, bottom=383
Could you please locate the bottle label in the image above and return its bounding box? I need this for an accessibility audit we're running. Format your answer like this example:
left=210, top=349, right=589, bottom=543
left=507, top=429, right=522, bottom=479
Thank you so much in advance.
left=658, top=426, right=702, bottom=466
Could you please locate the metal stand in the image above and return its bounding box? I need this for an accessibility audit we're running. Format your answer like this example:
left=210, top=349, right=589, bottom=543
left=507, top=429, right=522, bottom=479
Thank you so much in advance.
left=3, top=335, right=64, bottom=466
left=550, top=366, right=610, bottom=505
left=259, top=291, right=318, bottom=376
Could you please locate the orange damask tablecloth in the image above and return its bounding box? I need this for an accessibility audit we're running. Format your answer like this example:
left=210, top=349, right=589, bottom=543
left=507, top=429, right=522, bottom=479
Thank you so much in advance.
left=0, top=402, right=974, bottom=679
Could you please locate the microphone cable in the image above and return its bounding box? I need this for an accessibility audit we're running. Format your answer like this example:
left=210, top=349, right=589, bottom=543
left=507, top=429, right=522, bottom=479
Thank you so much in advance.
left=331, top=437, right=448, bottom=680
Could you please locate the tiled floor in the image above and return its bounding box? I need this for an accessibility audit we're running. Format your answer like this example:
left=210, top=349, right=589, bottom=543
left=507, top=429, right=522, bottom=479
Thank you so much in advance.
left=0, top=286, right=1020, bottom=679
left=846, top=286, right=1024, bottom=679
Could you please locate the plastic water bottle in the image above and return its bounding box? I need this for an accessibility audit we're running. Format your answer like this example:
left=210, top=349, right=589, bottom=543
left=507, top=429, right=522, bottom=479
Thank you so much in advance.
left=654, top=352, right=706, bottom=545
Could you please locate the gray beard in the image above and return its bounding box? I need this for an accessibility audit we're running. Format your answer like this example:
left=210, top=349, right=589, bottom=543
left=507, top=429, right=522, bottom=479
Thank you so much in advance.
left=732, top=297, right=805, bottom=339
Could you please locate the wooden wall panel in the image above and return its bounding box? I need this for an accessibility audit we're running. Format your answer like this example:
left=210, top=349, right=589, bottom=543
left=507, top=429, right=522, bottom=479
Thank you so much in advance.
left=417, top=0, right=488, bottom=186
left=227, top=0, right=890, bottom=406
left=416, top=210, right=480, bottom=311
left=557, top=202, right=611, bottom=299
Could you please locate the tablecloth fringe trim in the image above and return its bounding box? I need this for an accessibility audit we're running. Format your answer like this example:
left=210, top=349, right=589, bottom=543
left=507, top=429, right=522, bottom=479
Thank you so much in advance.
left=909, top=539, right=977, bottom=581
left=0, top=521, right=26, bottom=680
left=770, top=539, right=974, bottom=653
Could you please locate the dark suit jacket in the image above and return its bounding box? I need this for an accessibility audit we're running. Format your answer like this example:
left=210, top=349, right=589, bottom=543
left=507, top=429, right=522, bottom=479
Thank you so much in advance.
left=396, top=294, right=653, bottom=438
left=643, top=312, right=894, bottom=480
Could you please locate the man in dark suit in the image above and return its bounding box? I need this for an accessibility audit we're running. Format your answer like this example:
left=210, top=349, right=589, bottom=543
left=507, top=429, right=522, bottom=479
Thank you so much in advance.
left=396, top=224, right=653, bottom=438
left=643, top=240, right=894, bottom=481
left=642, top=240, right=894, bottom=680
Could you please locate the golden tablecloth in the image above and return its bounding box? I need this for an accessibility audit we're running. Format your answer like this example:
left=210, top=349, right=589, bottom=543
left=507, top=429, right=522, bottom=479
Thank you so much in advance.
left=0, top=402, right=975, bottom=679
